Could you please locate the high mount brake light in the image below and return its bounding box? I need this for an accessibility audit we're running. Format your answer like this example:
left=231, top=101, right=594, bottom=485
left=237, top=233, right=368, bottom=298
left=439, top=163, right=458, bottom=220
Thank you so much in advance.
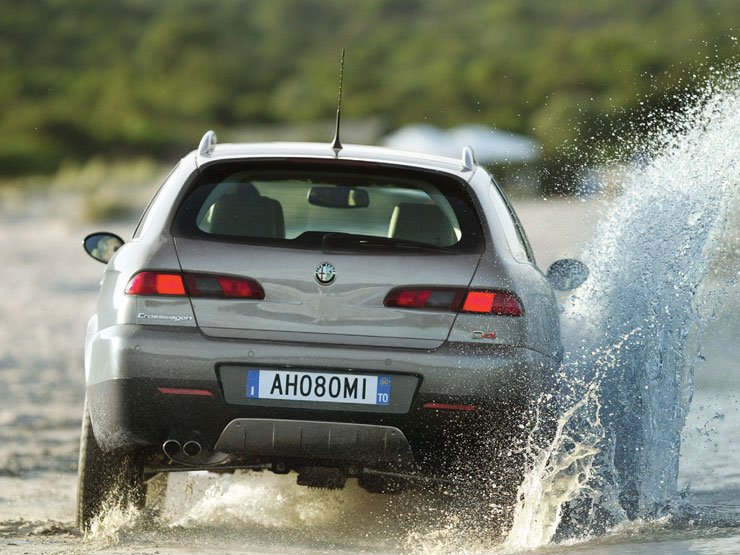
left=384, top=287, right=522, bottom=316
left=125, top=271, right=264, bottom=299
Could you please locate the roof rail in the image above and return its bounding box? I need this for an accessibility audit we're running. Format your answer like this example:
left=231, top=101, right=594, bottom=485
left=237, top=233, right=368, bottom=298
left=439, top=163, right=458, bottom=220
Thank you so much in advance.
left=461, top=145, right=476, bottom=172
left=198, top=130, right=217, bottom=157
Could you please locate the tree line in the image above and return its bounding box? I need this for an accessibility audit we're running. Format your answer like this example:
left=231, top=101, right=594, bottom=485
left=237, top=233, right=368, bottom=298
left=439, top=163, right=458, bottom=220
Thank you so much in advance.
left=1, top=0, right=738, bottom=187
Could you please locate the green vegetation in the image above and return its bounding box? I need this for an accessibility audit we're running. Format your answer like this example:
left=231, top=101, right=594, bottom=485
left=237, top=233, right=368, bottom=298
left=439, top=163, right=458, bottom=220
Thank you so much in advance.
left=1, top=0, right=738, bottom=188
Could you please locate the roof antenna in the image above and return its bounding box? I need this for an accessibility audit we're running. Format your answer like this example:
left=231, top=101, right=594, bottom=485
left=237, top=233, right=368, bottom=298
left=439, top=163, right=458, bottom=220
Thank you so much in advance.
left=331, top=48, right=345, bottom=156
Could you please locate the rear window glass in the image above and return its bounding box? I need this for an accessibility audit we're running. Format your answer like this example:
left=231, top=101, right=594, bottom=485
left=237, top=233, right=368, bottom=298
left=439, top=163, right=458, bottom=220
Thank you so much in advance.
left=173, top=161, right=484, bottom=253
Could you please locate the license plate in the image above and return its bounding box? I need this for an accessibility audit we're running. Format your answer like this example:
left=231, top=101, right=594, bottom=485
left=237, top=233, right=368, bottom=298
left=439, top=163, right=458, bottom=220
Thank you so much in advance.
left=246, top=369, right=391, bottom=406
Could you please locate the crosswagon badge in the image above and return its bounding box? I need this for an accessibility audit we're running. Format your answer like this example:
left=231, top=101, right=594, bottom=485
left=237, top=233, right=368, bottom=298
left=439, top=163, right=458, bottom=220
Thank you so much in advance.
left=315, top=262, right=336, bottom=285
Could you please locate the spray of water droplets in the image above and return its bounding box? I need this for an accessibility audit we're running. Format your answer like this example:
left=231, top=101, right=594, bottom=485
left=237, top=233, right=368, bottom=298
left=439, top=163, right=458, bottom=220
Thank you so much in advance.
left=505, top=68, right=739, bottom=550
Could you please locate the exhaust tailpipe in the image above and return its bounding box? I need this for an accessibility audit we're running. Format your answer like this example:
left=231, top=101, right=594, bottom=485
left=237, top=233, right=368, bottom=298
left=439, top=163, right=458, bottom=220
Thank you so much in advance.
left=163, top=439, right=182, bottom=459
left=183, top=440, right=202, bottom=457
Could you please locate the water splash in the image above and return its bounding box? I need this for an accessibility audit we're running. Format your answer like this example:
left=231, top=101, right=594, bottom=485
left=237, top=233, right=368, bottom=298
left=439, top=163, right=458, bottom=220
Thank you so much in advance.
left=84, top=502, right=145, bottom=544
left=171, top=471, right=373, bottom=529
left=506, top=69, right=740, bottom=549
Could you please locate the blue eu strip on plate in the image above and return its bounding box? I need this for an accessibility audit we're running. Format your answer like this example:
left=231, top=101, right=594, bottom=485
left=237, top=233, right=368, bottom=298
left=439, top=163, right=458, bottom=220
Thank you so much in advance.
left=246, top=370, right=260, bottom=399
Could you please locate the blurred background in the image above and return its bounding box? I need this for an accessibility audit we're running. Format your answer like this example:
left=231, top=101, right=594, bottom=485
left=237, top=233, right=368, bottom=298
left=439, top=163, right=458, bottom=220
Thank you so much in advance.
left=1, top=0, right=738, bottom=217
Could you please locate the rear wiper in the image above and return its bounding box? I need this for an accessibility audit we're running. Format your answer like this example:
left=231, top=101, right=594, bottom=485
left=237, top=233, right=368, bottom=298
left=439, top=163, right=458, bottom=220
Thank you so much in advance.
left=321, top=233, right=457, bottom=254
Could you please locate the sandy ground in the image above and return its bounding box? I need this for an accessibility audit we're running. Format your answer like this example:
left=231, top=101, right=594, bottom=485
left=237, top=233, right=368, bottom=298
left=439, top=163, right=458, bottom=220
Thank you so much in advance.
left=0, top=190, right=737, bottom=554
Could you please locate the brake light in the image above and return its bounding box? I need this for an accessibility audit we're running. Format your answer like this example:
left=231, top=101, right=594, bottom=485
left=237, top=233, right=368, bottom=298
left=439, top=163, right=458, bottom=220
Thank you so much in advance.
left=126, top=271, right=264, bottom=299
left=462, top=291, right=495, bottom=313
left=462, top=291, right=523, bottom=316
left=384, top=287, right=522, bottom=316
left=125, top=272, right=186, bottom=296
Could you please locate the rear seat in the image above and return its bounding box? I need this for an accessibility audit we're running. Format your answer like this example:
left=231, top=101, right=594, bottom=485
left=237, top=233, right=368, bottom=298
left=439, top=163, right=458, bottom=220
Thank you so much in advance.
left=208, top=184, right=285, bottom=238
left=388, top=203, right=456, bottom=246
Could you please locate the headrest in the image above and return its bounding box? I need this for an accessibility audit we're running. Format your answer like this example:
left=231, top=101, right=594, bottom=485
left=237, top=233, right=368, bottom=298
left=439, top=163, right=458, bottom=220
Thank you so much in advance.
left=388, top=203, right=456, bottom=246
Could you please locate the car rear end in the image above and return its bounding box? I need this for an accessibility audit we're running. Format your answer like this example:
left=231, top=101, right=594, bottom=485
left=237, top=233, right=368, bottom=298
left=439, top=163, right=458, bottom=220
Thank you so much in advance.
left=84, top=144, right=560, bottom=487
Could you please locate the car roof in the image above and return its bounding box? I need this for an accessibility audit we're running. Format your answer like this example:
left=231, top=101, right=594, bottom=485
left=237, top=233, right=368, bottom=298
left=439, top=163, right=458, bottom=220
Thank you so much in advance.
left=194, top=141, right=475, bottom=178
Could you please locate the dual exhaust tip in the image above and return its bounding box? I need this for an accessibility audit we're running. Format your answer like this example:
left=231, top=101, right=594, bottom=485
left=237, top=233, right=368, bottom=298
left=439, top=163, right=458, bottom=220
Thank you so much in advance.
left=163, top=439, right=202, bottom=459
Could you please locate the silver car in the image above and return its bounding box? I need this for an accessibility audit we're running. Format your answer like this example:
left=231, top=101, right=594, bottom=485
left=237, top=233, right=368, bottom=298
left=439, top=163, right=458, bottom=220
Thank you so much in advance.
left=78, top=131, right=587, bottom=529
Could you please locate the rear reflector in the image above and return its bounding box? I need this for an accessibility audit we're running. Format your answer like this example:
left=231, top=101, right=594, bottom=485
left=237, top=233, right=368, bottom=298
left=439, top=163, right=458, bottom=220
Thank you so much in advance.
left=384, top=287, right=522, bottom=316
left=422, top=402, right=477, bottom=411
left=126, top=271, right=264, bottom=299
left=157, top=387, right=214, bottom=397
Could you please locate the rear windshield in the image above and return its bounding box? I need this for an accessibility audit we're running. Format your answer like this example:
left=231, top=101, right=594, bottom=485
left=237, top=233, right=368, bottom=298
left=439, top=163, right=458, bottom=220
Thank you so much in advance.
left=173, top=161, right=484, bottom=253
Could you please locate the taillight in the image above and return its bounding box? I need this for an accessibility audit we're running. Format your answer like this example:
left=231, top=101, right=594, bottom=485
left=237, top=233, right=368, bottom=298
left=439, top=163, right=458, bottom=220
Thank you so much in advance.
left=184, top=274, right=265, bottom=299
left=462, top=291, right=495, bottom=313
left=384, top=287, right=522, bottom=316
left=383, top=288, right=466, bottom=310
left=125, top=271, right=264, bottom=299
left=462, top=291, right=523, bottom=316
left=125, top=272, right=186, bottom=296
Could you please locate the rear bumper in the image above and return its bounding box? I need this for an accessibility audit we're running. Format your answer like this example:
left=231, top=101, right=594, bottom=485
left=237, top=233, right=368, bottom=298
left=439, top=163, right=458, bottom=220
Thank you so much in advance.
left=214, top=419, right=414, bottom=465
left=86, top=324, right=557, bottom=474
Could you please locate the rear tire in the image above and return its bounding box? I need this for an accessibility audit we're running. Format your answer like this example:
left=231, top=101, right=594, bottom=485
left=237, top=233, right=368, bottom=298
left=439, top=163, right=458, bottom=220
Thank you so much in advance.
left=76, top=398, right=145, bottom=532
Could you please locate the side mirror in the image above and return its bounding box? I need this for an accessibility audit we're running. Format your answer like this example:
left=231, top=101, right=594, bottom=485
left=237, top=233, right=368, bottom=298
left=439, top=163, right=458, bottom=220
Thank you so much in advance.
left=83, top=232, right=125, bottom=264
left=308, top=187, right=370, bottom=208
left=546, top=258, right=589, bottom=291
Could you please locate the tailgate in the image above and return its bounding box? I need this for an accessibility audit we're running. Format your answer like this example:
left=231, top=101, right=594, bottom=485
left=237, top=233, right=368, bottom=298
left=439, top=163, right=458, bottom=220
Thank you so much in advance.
left=175, top=238, right=481, bottom=348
